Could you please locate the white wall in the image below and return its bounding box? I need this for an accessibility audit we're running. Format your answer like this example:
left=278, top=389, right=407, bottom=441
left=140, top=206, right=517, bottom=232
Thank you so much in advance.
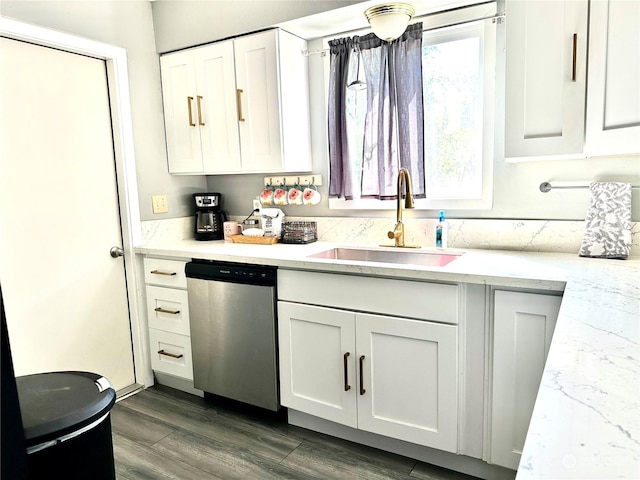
left=151, top=0, right=364, bottom=53
left=0, top=0, right=206, bottom=221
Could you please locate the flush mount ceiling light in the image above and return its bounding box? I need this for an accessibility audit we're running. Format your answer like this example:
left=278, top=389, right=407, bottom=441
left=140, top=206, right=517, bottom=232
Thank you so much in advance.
left=364, top=3, right=415, bottom=42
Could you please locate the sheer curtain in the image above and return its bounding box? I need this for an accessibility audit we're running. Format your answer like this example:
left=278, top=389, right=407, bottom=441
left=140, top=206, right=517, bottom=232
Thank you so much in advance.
left=328, top=23, right=424, bottom=200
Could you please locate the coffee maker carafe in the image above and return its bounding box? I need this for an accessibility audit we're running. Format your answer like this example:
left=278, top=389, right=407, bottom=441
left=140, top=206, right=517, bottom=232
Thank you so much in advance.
left=193, top=193, right=226, bottom=240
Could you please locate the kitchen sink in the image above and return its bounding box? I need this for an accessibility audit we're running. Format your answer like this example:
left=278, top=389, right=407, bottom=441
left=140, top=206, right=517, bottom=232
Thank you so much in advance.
left=307, top=247, right=463, bottom=267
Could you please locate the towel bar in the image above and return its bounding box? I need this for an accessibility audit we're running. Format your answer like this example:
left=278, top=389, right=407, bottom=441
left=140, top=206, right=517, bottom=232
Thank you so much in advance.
left=540, top=182, right=640, bottom=193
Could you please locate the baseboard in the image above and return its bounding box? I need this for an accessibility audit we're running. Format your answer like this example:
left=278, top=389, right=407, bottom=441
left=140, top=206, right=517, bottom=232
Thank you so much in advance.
left=288, top=409, right=515, bottom=480
left=153, top=371, right=204, bottom=398
left=116, top=383, right=143, bottom=401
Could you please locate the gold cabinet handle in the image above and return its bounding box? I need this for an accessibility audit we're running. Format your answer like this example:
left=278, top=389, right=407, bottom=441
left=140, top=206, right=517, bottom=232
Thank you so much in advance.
left=150, top=270, right=177, bottom=276
left=157, top=349, right=183, bottom=359
left=187, top=96, right=196, bottom=126
left=236, top=89, right=245, bottom=122
left=359, top=355, right=366, bottom=395
left=197, top=95, right=205, bottom=126
left=344, top=352, right=351, bottom=391
left=572, top=33, right=577, bottom=82
left=154, top=307, right=180, bottom=315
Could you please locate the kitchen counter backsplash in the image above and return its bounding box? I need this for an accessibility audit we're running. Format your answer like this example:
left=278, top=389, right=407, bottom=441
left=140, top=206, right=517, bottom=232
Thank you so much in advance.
left=140, top=216, right=640, bottom=257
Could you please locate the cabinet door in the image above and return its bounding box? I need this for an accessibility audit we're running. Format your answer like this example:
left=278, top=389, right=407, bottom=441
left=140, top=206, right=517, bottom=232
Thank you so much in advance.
left=278, top=301, right=357, bottom=427
left=585, top=0, right=640, bottom=156
left=193, top=42, right=242, bottom=172
left=355, top=313, right=459, bottom=452
left=504, top=0, right=587, bottom=159
left=233, top=30, right=283, bottom=172
left=490, top=290, right=562, bottom=470
left=160, top=51, right=203, bottom=173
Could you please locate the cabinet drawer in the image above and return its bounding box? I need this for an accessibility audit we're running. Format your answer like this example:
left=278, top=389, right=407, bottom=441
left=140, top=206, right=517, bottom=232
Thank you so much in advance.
left=144, top=257, right=187, bottom=288
left=149, top=329, right=193, bottom=380
left=146, top=285, right=190, bottom=336
left=278, top=270, right=458, bottom=324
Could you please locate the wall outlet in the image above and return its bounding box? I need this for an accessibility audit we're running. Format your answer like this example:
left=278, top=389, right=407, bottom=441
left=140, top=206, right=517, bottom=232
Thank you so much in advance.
left=152, top=194, right=169, bottom=214
left=253, top=198, right=261, bottom=210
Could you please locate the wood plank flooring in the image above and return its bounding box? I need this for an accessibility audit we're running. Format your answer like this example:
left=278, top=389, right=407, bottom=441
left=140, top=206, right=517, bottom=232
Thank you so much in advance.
left=112, top=385, right=481, bottom=480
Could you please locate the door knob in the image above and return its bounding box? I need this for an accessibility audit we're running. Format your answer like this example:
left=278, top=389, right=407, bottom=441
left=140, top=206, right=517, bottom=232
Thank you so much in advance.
left=110, top=246, right=124, bottom=258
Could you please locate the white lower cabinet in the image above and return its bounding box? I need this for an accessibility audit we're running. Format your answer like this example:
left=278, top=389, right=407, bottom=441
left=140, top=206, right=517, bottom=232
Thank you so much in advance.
left=489, top=290, right=562, bottom=470
left=278, top=301, right=459, bottom=452
left=148, top=328, right=194, bottom=380
left=143, top=257, right=195, bottom=382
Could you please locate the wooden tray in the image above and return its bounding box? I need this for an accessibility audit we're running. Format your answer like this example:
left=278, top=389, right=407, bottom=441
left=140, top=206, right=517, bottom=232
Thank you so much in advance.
left=229, top=234, right=279, bottom=245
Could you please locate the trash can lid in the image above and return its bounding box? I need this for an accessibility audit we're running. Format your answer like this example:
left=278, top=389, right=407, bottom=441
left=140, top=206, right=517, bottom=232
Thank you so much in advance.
left=16, top=371, right=116, bottom=446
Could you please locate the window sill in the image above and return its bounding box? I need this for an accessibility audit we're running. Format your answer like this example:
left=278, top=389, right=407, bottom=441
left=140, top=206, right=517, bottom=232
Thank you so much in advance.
left=329, top=196, right=493, bottom=210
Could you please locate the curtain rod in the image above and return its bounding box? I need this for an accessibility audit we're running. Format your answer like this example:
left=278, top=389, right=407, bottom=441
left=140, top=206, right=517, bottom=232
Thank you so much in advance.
left=540, top=182, right=640, bottom=192
left=303, top=11, right=505, bottom=56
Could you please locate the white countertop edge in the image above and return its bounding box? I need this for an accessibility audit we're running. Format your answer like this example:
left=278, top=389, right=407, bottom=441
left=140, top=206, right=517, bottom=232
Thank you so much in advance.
left=135, top=241, right=569, bottom=290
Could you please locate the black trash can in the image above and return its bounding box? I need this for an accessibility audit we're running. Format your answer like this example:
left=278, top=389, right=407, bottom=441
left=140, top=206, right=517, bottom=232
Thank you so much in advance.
left=16, top=371, right=117, bottom=480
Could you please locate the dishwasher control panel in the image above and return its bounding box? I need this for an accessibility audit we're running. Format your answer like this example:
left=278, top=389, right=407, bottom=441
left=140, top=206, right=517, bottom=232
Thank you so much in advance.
left=185, top=260, right=276, bottom=286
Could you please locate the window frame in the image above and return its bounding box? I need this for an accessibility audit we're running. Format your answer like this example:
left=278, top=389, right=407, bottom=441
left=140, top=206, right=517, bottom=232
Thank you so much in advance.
left=326, top=2, right=497, bottom=211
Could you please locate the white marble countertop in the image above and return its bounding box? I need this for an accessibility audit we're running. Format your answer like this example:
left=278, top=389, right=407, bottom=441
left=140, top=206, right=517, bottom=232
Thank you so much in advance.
left=135, top=238, right=640, bottom=479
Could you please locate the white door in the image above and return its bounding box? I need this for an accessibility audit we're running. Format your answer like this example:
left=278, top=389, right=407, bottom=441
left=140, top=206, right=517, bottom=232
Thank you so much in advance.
left=234, top=30, right=282, bottom=172
left=194, top=41, right=242, bottom=173
left=585, top=0, right=640, bottom=156
left=0, top=38, right=135, bottom=391
left=490, top=290, right=562, bottom=470
left=277, top=301, right=357, bottom=427
left=356, top=313, right=459, bottom=452
left=504, top=0, right=587, bottom=159
left=160, top=50, right=203, bottom=173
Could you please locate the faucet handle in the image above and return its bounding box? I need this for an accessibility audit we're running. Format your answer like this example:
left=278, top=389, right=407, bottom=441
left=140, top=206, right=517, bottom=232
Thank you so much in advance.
left=388, top=221, right=402, bottom=240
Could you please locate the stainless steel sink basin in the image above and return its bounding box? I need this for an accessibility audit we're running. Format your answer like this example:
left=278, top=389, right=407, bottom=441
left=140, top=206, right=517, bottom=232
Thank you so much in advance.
left=307, top=247, right=462, bottom=267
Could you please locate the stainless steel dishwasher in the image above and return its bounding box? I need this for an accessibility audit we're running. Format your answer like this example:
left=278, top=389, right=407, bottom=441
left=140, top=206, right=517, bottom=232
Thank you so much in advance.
left=185, top=260, right=279, bottom=411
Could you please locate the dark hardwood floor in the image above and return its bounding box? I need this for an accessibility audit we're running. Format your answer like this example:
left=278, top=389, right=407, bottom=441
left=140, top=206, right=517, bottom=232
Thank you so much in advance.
left=111, top=385, right=481, bottom=480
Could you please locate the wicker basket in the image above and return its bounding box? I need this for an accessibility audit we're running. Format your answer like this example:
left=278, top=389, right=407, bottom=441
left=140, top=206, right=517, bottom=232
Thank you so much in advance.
left=229, top=234, right=279, bottom=245
left=281, top=221, right=317, bottom=244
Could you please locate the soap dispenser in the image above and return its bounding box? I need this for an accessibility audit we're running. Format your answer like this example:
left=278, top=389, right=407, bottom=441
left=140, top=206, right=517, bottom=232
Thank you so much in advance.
left=436, top=210, right=448, bottom=248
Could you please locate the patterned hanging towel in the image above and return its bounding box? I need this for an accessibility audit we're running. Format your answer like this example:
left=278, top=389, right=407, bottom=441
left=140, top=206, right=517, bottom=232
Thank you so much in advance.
left=579, top=182, right=632, bottom=259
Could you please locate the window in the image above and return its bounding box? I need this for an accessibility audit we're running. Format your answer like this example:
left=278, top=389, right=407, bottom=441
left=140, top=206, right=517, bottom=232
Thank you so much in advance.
left=328, top=3, right=496, bottom=210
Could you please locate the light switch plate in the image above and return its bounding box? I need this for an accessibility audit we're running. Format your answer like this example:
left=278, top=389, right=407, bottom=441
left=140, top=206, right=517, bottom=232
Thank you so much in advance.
left=152, top=194, right=168, bottom=214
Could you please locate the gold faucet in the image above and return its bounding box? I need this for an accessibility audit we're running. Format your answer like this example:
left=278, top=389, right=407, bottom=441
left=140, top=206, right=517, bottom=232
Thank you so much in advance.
left=386, top=167, right=420, bottom=248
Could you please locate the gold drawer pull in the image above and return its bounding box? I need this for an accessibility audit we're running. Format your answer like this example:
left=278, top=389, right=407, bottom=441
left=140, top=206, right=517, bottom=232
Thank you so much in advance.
left=150, top=270, right=177, bottom=276
left=154, top=307, right=180, bottom=315
left=236, top=89, right=245, bottom=122
left=158, top=349, right=183, bottom=359
left=187, top=96, right=196, bottom=126
left=197, top=95, right=205, bottom=125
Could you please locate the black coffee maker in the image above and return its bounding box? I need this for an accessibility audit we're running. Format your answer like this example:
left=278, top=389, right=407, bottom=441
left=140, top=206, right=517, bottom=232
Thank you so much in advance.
left=193, top=193, right=226, bottom=240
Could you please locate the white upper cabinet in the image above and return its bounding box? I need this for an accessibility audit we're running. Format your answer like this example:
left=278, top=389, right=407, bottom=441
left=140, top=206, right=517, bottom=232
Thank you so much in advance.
left=505, top=0, right=640, bottom=160
left=194, top=42, right=243, bottom=173
left=160, top=51, right=206, bottom=173
left=160, top=29, right=312, bottom=175
left=505, top=0, right=588, bottom=159
left=585, top=0, right=640, bottom=156
left=161, top=41, right=241, bottom=174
